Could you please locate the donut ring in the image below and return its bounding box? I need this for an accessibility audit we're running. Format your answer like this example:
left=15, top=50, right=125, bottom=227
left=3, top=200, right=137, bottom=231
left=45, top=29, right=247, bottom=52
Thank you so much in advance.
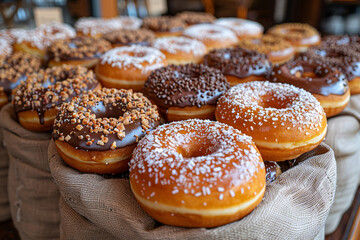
left=102, top=28, right=155, bottom=48
left=141, top=16, right=185, bottom=38
left=215, top=81, right=327, bottom=162
left=13, top=65, right=100, bottom=132
left=272, top=58, right=350, bottom=117
left=129, top=119, right=266, bottom=228
left=152, top=36, right=207, bottom=65
left=238, top=35, right=295, bottom=65
left=95, top=45, right=167, bottom=92
left=214, top=18, right=264, bottom=40
left=203, top=47, right=272, bottom=86
left=268, top=23, right=320, bottom=53
left=53, top=88, right=160, bottom=174
left=143, top=64, right=229, bottom=122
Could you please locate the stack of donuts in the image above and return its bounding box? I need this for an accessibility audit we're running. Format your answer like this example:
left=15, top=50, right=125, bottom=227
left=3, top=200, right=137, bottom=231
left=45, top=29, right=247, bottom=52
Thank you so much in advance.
left=1, top=11, right=358, bottom=229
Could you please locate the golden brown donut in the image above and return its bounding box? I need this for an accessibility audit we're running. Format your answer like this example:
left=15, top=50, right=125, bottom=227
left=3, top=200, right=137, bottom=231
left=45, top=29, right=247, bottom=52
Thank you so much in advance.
left=183, top=24, right=238, bottom=51
left=215, top=81, right=327, bottom=162
left=152, top=36, right=207, bottom=65
left=53, top=88, right=160, bottom=174
left=238, top=35, right=295, bottom=65
left=214, top=18, right=264, bottom=40
left=142, top=16, right=185, bottom=37
left=95, top=45, right=167, bottom=92
left=268, top=23, right=320, bottom=54
left=129, top=119, right=266, bottom=228
left=47, top=36, right=111, bottom=69
left=13, top=65, right=100, bottom=132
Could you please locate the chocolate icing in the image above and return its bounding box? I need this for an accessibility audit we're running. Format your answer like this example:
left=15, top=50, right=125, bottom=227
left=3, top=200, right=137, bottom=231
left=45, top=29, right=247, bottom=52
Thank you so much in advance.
left=272, top=58, right=348, bottom=96
left=203, top=47, right=272, bottom=79
left=102, top=28, right=155, bottom=46
left=143, top=64, right=229, bottom=109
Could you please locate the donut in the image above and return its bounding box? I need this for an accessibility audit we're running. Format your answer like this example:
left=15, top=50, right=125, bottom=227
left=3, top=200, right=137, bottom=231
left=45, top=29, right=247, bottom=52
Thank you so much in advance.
left=264, top=161, right=282, bottom=184
left=0, top=38, right=12, bottom=57
left=47, top=36, right=111, bottom=69
left=0, top=52, right=41, bottom=109
left=53, top=88, right=160, bottom=174
left=272, top=58, right=350, bottom=117
left=143, top=64, right=229, bottom=122
left=152, top=36, right=207, bottom=65
left=214, top=18, right=264, bottom=40
left=303, top=46, right=360, bottom=94
left=203, top=47, right=272, bottom=86
left=0, top=28, right=27, bottom=44
left=14, top=22, right=75, bottom=60
left=129, top=119, right=266, bottom=228
left=238, top=35, right=295, bottom=65
left=75, top=17, right=142, bottom=38
left=95, top=45, right=167, bottom=92
left=215, top=81, right=327, bottom=162
left=267, top=23, right=320, bottom=53
left=141, top=16, right=185, bottom=37
left=183, top=24, right=238, bottom=51
left=176, top=11, right=215, bottom=26
left=12, top=65, right=100, bottom=132
left=321, top=35, right=360, bottom=47
left=102, top=28, right=155, bottom=48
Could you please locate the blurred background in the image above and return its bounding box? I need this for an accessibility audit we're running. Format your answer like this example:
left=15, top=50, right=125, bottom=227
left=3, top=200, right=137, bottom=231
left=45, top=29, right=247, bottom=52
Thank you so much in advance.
left=0, top=0, right=360, bottom=34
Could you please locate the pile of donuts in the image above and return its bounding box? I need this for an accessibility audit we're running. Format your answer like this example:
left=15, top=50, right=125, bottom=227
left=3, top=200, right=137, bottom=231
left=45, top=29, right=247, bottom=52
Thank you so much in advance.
left=1, top=11, right=359, bottom=229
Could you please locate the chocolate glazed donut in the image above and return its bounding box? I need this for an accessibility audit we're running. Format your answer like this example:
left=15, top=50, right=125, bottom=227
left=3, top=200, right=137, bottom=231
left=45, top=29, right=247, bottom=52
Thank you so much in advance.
left=272, top=58, right=350, bottom=117
left=203, top=47, right=272, bottom=86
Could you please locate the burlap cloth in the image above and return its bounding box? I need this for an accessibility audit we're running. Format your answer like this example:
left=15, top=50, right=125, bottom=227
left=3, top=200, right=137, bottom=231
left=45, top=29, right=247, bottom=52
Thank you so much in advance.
left=49, top=139, right=336, bottom=240
left=0, top=124, right=10, bottom=221
left=324, top=95, right=360, bottom=234
left=0, top=103, right=60, bottom=240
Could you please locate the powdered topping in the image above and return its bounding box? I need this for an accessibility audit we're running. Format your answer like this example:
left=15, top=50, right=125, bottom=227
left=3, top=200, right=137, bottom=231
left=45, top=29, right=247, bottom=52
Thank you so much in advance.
left=0, top=38, right=12, bottom=57
left=0, top=28, right=27, bottom=43
left=100, top=45, right=166, bottom=71
left=53, top=88, right=160, bottom=151
left=142, top=16, right=185, bottom=33
left=130, top=119, right=264, bottom=200
left=143, top=64, right=229, bottom=108
left=13, top=65, right=98, bottom=124
left=239, top=35, right=293, bottom=55
left=17, top=22, right=75, bottom=50
left=183, top=23, right=238, bottom=42
left=48, top=36, right=111, bottom=61
left=115, top=16, right=142, bottom=30
left=152, top=36, right=206, bottom=56
left=102, top=28, right=155, bottom=46
left=214, top=18, right=263, bottom=37
left=176, top=11, right=215, bottom=25
left=75, top=17, right=123, bottom=36
left=203, top=47, right=272, bottom=78
left=216, top=81, right=326, bottom=141
left=268, top=23, right=320, bottom=41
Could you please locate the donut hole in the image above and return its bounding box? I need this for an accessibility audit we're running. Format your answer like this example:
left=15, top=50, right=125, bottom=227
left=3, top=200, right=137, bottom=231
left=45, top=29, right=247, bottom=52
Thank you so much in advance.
left=290, top=65, right=328, bottom=79
left=176, top=136, right=218, bottom=159
left=259, top=94, right=293, bottom=109
left=119, top=51, right=146, bottom=58
left=89, top=101, right=125, bottom=118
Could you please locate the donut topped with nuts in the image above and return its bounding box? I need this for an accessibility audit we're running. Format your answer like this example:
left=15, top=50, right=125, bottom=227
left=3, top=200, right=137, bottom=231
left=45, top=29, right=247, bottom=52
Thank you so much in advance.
left=143, top=64, right=229, bottom=109
left=13, top=65, right=99, bottom=125
left=53, top=88, right=160, bottom=151
left=102, top=28, right=155, bottom=47
left=176, top=11, right=215, bottom=25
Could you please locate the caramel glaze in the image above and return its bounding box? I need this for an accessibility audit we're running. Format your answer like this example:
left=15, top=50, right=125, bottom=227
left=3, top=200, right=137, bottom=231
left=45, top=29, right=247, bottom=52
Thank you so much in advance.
left=53, top=89, right=160, bottom=151
left=143, top=64, right=229, bottom=110
left=272, top=58, right=348, bottom=96
left=302, top=46, right=360, bottom=81
left=203, top=47, right=272, bottom=79
left=13, top=65, right=99, bottom=125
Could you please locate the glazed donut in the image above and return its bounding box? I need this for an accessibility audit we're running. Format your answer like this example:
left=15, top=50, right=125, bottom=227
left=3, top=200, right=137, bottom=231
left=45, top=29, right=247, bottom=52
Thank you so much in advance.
left=264, top=161, right=282, bottom=184
left=0, top=52, right=41, bottom=109
left=0, top=38, right=12, bottom=57
left=238, top=35, right=295, bottom=65
left=47, top=36, right=111, bottom=69
left=272, top=58, right=350, bottom=117
left=176, top=11, right=215, bottom=26
left=203, top=47, right=272, bottom=86
left=13, top=65, right=100, bottom=132
left=75, top=17, right=142, bottom=38
left=14, top=22, right=75, bottom=60
left=215, top=81, right=327, bottom=162
left=303, top=46, right=360, bottom=94
left=152, top=36, right=207, bottom=65
left=214, top=18, right=263, bottom=40
left=95, top=45, right=167, bottom=92
left=53, top=88, right=160, bottom=174
left=102, top=29, right=155, bottom=48
left=268, top=23, right=320, bottom=53
left=183, top=24, right=238, bottom=51
left=129, top=119, right=266, bottom=228
left=142, top=16, right=185, bottom=37
left=143, top=64, right=229, bottom=122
